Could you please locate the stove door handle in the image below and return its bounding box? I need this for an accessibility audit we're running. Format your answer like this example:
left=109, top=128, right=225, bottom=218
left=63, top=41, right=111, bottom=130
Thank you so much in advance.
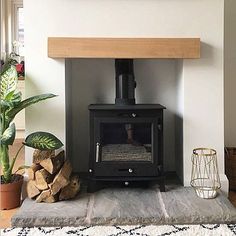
left=96, top=142, right=100, bottom=162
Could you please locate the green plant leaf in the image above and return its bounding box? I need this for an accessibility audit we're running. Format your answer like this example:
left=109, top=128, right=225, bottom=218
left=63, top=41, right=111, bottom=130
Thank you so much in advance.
left=0, top=123, right=16, bottom=145
left=5, top=93, right=57, bottom=125
left=0, top=100, right=12, bottom=110
left=4, top=90, right=15, bottom=100
left=14, top=165, right=30, bottom=174
left=23, top=132, right=63, bottom=150
left=0, top=59, right=16, bottom=76
left=5, top=91, right=22, bottom=102
left=0, top=65, right=18, bottom=100
left=1, top=92, right=22, bottom=109
left=9, top=91, right=22, bottom=106
left=0, top=62, right=11, bottom=76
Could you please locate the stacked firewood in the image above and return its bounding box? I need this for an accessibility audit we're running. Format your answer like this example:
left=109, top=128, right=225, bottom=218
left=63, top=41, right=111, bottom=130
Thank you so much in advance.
left=26, top=150, right=80, bottom=203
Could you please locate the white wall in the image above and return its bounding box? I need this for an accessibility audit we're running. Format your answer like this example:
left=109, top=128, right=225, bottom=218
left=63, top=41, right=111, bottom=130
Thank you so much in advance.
left=225, top=0, right=236, bottom=147
left=24, top=0, right=227, bottom=190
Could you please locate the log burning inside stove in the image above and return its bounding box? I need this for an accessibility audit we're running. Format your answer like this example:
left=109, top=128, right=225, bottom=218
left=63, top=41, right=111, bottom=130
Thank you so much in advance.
left=88, top=59, right=166, bottom=192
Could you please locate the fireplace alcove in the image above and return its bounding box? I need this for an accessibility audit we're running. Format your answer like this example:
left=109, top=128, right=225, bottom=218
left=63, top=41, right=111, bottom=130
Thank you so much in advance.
left=14, top=1, right=232, bottom=226
left=65, top=59, right=183, bottom=189
left=49, top=37, right=200, bottom=189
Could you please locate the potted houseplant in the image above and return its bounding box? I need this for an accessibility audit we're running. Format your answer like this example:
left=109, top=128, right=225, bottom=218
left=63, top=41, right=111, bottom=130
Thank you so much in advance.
left=0, top=60, right=63, bottom=210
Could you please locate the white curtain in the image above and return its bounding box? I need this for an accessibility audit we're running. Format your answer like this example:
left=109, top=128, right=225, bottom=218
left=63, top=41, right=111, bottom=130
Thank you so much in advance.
left=0, top=0, right=15, bottom=61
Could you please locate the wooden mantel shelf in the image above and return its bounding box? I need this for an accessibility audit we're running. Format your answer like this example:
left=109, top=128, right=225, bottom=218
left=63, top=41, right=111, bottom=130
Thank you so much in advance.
left=48, top=37, right=200, bottom=59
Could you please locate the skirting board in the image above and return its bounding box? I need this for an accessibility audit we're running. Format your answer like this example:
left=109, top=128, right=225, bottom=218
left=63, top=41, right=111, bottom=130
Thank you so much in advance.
left=16, top=130, right=25, bottom=139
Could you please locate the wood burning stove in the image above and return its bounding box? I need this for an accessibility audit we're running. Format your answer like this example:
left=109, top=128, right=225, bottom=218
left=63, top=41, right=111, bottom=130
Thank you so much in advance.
left=88, top=59, right=166, bottom=192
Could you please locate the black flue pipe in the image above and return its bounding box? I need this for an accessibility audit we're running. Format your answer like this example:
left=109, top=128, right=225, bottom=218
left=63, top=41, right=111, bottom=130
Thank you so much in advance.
left=115, top=59, right=136, bottom=105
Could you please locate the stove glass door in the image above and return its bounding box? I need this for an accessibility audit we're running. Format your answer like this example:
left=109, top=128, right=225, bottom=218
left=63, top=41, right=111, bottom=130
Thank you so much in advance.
left=98, top=122, right=153, bottom=163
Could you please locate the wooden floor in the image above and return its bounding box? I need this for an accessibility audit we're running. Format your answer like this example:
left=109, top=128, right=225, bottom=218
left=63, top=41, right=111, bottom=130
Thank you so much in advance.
left=1, top=139, right=25, bottom=229
left=1, top=140, right=236, bottom=228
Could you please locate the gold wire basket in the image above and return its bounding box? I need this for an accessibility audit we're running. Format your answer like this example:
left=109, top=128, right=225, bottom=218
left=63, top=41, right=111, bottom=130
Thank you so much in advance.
left=190, top=148, right=221, bottom=199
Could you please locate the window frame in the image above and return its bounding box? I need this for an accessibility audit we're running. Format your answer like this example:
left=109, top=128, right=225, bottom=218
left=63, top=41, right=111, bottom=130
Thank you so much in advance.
left=11, top=0, right=23, bottom=50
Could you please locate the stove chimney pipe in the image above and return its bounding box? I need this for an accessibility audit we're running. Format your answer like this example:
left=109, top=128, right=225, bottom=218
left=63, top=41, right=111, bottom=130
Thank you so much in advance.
left=115, top=59, right=136, bottom=105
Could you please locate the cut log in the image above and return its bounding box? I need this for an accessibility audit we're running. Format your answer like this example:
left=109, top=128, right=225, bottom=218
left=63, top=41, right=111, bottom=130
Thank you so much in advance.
left=49, top=160, right=72, bottom=195
left=35, top=169, right=53, bottom=190
left=36, top=189, right=59, bottom=203
left=59, top=175, right=80, bottom=201
left=33, top=149, right=55, bottom=164
left=26, top=180, right=40, bottom=199
left=28, top=164, right=42, bottom=180
left=44, top=194, right=58, bottom=203
left=40, top=150, right=65, bottom=174
left=36, top=190, right=50, bottom=202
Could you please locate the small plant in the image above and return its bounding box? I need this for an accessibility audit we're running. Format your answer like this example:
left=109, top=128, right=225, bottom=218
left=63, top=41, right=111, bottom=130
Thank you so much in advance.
left=0, top=60, right=63, bottom=184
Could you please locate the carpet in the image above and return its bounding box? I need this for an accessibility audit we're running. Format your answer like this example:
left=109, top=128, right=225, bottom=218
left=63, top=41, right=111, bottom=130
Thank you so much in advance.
left=1, top=224, right=236, bottom=236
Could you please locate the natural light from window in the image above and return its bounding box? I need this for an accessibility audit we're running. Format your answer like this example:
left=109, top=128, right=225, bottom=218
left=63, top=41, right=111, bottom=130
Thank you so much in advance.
left=17, top=6, right=24, bottom=56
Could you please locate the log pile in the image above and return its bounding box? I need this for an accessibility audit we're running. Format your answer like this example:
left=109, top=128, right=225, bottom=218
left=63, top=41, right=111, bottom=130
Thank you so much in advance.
left=26, top=150, right=80, bottom=203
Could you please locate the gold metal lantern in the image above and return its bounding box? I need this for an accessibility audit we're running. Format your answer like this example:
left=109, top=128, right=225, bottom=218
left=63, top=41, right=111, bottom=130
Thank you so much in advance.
left=190, top=148, right=221, bottom=199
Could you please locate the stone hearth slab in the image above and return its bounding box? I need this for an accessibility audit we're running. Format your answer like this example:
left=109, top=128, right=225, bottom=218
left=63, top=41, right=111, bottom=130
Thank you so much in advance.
left=11, top=186, right=236, bottom=227
left=160, top=185, right=236, bottom=224
left=11, top=192, right=89, bottom=227
left=89, top=188, right=164, bottom=225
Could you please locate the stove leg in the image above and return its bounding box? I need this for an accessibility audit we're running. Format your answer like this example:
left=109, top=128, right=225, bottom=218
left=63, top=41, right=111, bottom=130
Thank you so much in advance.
left=159, top=178, right=166, bottom=192
left=87, top=180, right=98, bottom=193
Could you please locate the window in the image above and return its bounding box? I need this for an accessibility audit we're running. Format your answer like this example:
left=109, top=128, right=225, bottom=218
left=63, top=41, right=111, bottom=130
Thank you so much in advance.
left=17, top=7, right=24, bottom=44
left=12, top=0, right=24, bottom=56
left=0, top=0, right=24, bottom=61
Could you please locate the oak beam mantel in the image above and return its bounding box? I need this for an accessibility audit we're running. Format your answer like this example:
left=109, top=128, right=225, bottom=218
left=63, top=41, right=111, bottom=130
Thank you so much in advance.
left=48, top=37, right=200, bottom=59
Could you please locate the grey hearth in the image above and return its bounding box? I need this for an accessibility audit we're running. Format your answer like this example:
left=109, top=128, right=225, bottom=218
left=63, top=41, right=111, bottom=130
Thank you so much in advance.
left=12, top=185, right=236, bottom=227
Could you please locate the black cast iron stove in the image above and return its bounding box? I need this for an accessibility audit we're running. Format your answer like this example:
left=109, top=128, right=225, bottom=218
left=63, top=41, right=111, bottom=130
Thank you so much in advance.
left=88, top=59, right=166, bottom=192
